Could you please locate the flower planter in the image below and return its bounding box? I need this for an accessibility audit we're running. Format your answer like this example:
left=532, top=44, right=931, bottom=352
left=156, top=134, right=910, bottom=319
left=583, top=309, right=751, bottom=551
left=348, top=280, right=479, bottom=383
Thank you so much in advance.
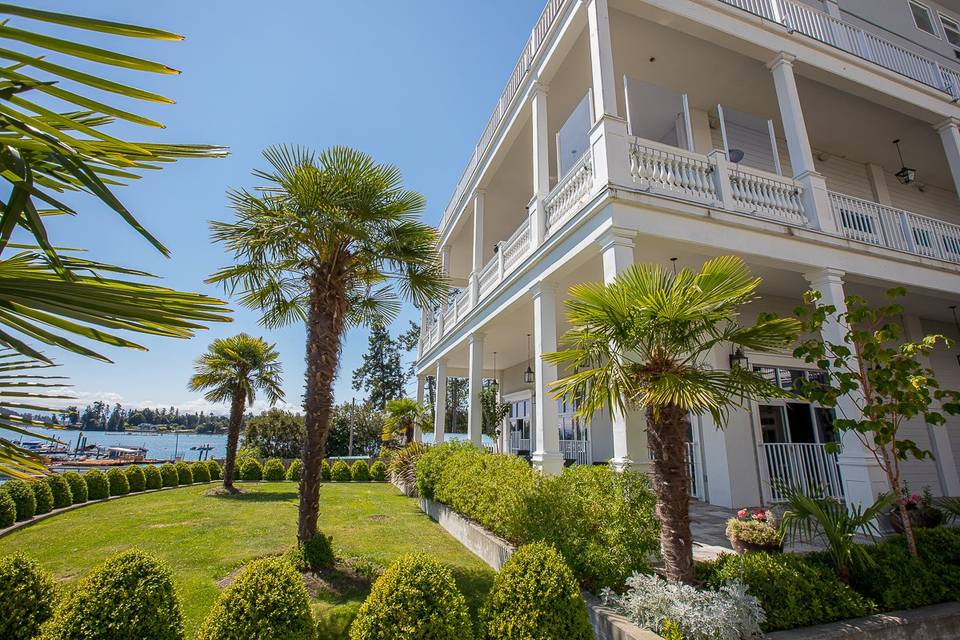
left=729, top=537, right=783, bottom=555
left=889, top=506, right=943, bottom=533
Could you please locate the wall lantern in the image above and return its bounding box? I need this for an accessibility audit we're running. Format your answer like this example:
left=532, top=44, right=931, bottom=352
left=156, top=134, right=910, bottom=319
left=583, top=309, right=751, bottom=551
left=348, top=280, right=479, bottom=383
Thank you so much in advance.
left=729, top=347, right=749, bottom=370
left=893, top=139, right=918, bottom=185
left=524, top=333, right=535, bottom=384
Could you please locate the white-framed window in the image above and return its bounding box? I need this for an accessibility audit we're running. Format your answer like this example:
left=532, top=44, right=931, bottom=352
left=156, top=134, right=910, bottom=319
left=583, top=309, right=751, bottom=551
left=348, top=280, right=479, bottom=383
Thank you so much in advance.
left=940, top=12, right=960, bottom=48
left=910, top=1, right=941, bottom=38
left=752, top=366, right=836, bottom=445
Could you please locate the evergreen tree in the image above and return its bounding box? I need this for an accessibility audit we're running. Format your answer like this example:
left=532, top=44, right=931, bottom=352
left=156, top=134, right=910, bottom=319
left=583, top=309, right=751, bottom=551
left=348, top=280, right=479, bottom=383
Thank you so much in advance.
left=352, top=323, right=407, bottom=410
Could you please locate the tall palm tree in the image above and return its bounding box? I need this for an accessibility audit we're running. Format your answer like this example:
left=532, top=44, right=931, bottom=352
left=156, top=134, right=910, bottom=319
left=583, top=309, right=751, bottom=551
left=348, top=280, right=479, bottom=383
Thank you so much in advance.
left=188, top=334, right=284, bottom=492
left=383, top=398, right=428, bottom=446
left=546, top=255, right=800, bottom=584
left=209, top=146, right=444, bottom=542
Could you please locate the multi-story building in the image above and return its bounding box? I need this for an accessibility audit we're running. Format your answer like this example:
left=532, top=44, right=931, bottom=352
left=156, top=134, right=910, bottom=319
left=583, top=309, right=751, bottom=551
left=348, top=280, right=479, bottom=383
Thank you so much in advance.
left=414, top=0, right=960, bottom=510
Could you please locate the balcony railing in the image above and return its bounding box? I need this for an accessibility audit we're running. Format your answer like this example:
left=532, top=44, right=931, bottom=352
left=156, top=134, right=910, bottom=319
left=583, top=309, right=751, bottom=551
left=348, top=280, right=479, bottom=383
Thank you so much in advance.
left=545, top=150, right=595, bottom=233
left=719, top=0, right=960, bottom=99
left=760, top=442, right=843, bottom=502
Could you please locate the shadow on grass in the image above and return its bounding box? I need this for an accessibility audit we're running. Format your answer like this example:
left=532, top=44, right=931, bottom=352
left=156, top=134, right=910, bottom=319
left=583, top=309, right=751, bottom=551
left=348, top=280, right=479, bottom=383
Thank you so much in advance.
left=209, top=490, right=300, bottom=503
left=449, top=564, right=495, bottom=613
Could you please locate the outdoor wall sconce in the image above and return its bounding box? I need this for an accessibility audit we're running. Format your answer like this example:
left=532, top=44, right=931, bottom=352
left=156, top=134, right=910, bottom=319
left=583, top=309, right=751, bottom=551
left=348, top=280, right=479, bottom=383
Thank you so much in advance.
left=524, top=334, right=535, bottom=384
left=729, top=347, right=749, bottom=370
left=893, top=139, right=918, bottom=185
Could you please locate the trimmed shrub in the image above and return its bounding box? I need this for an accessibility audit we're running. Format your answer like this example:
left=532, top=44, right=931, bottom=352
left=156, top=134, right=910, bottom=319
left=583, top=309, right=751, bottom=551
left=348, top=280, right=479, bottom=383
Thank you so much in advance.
left=0, top=552, right=57, bottom=640
left=173, top=461, right=193, bottom=485
left=350, top=460, right=369, bottom=482
left=160, top=463, right=179, bottom=488
left=369, top=460, right=387, bottom=482
left=350, top=554, right=472, bottom=640
left=45, top=474, right=72, bottom=510
left=330, top=460, right=351, bottom=482
left=288, top=533, right=335, bottom=572
left=0, top=491, right=15, bottom=527
left=106, top=467, right=130, bottom=497
left=37, top=549, right=184, bottom=640
left=83, top=469, right=109, bottom=500
left=143, top=465, right=162, bottom=491
left=286, top=458, right=303, bottom=481
left=32, top=479, right=54, bottom=514
left=191, top=462, right=211, bottom=484
left=125, top=466, right=146, bottom=493
left=481, top=543, right=592, bottom=640
left=4, top=480, right=36, bottom=520
left=697, top=550, right=873, bottom=632
left=263, top=458, right=285, bottom=482
left=321, top=459, right=331, bottom=481
left=63, top=472, right=88, bottom=503
left=239, top=458, right=263, bottom=482
left=196, top=557, right=315, bottom=640
left=206, top=460, right=222, bottom=481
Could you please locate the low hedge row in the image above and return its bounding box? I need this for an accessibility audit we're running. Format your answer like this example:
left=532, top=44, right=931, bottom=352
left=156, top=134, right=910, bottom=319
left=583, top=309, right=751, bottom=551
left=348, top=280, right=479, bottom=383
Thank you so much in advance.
left=414, top=442, right=660, bottom=592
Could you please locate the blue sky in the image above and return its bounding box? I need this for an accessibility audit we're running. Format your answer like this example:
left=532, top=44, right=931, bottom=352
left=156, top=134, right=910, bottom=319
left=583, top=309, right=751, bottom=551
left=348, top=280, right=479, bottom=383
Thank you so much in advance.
left=16, top=0, right=544, bottom=414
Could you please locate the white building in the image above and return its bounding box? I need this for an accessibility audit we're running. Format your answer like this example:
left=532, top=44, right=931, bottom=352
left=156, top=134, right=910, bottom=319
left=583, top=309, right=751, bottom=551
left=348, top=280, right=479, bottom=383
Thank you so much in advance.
left=415, top=0, right=960, bottom=510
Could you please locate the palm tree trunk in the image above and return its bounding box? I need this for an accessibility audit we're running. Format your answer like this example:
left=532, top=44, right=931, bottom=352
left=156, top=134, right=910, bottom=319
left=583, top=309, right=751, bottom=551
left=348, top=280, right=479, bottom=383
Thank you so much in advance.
left=646, top=404, right=695, bottom=584
left=222, top=389, right=246, bottom=492
left=299, top=267, right=347, bottom=543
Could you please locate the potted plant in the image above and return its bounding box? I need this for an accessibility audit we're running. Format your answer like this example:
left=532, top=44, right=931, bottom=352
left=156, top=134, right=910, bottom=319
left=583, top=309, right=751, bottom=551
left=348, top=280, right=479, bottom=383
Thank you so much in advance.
left=726, top=508, right=783, bottom=554
left=889, top=487, right=943, bottom=533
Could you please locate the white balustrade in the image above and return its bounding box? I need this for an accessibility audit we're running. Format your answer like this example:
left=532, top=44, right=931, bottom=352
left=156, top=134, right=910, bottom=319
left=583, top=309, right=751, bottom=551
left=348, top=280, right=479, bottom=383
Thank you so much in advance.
left=454, top=290, right=470, bottom=320
left=477, top=257, right=499, bottom=298
left=904, top=212, right=960, bottom=263
left=502, top=219, right=531, bottom=270
left=730, top=167, right=806, bottom=225
left=629, top=140, right=718, bottom=204
left=545, top=151, right=594, bottom=233
left=759, top=442, right=844, bottom=503
left=509, top=431, right=531, bottom=454
left=687, top=441, right=703, bottom=500
left=559, top=438, right=590, bottom=466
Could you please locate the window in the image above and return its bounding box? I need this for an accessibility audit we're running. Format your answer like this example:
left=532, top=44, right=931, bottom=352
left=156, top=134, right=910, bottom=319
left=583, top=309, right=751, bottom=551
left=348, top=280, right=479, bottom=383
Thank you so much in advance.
left=941, top=13, right=960, bottom=47
left=910, top=1, right=940, bottom=37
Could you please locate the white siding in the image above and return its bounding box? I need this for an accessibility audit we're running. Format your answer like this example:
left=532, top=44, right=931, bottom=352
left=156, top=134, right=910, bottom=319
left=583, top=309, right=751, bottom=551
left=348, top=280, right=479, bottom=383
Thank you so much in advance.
left=923, top=318, right=960, bottom=495
left=887, top=177, right=960, bottom=223
left=814, top=155, right=875, bottom=201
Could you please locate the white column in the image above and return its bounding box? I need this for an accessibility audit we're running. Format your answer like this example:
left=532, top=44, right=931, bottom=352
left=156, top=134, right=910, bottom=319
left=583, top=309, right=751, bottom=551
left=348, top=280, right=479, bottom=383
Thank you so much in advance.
left=531, top=82, right=550, bottom=246
left=467, top=332, right=485, bottom=446
left=470, top=191, right=485, bottom=304
left=865, top=163, right=892, bottom=205
left=936, top=118, right=960, bottom=201
left=768, top=53, right=836, bottom=233
left=414, top=376, right=425, bottom=443
left=903, top=315, right=960, bottom=495
left=532, top=282, right=564, bottom=474
left=587, top=0, right=618, bottom=120
left=804, top=268, right=889, bottom=508
left=587, top=0, right=631, bottom=192
left=434, top=359, right=447, bottom=444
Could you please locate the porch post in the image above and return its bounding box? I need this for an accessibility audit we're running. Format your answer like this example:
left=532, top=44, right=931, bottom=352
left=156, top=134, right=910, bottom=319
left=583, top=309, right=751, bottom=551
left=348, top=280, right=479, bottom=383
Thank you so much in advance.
left=470, top=191, right=485, bottom=304
left=804, top=268, right=889, bottom=508
left=434, top=359, right=447, bottom=444
left=587, top=0, right=631, bottom=191
left=467, top=332, right=485, bottom=446
left=768, top=53, right=837, bottom=233
left=414, top=376, right=425, bottom=443
left=532, top=282, right=564, bottom=474
left=531, top=82, right=550, bottom=246
left=935, top=118, right=960, bottom=202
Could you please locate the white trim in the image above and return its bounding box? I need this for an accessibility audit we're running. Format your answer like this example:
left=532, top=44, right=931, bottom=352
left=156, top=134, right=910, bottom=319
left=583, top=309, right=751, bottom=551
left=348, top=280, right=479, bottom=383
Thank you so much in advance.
left=908, top=0, right=942, bottom=40
left=939, top=11, right=960, bottom=50
left=502, top=389, right=532, bottom=402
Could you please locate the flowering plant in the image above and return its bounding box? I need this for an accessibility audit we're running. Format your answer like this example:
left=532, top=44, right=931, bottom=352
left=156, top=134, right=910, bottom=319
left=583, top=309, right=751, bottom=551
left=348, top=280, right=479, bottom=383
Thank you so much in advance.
left=726, top=508, right=782, bottom=549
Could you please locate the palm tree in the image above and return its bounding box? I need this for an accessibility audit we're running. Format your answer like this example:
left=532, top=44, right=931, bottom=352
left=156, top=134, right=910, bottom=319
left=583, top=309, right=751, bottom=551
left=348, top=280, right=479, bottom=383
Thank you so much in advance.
left=383, top=398, right=428, bottom=446
left=209, top=146, right=444, bottom=543
left=546, top=255, right=800, bottom=584
left=188, top=334, right=284, bottom=492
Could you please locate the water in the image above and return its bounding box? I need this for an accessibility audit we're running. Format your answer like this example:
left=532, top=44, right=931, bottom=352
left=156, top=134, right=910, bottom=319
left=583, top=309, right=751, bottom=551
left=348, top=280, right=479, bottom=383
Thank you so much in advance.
left=9, top=427, right=229, bottom=462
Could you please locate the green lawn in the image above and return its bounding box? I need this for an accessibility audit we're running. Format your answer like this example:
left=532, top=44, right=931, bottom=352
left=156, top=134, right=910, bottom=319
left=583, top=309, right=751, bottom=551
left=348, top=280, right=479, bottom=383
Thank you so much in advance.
left=0, top=482, right=494, bottom=637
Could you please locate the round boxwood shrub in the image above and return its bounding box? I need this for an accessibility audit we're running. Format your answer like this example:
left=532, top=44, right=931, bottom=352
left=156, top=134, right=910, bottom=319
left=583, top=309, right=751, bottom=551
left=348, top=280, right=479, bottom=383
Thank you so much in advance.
left=143, top=465, right=162, bottom=491
left=125, top=466, right=146, bottom=493
left=288, top=533, right=335, bottom=572
left=350, top=554, right=472, bottom=640
left=206, top=460, right=222, bottom=481
left=191, top=462, right=211, bottom=483
left=63, top=472, right=88, bottom=504
left=159, top=463, right=179, bottom=488
left=321, top=459, right=332, bottom=481
left=83, top=469, right=109, bottom=500
left=32, top=479, right=54, bottom=515
left=263, top=458, right=285, bottom=482
left=330, top=460, right=351, bottom=482
left=0, top=491, right=15, bottom=528
left=0, top=552, right=58, bottom=640
left=239, top=458, right=263, bottom=482
left=38, top=548, right=184, bottom=640
left=44, top=474, right=72, bottom=510
left=174, top=461, right=193, bottom=485
left=106, top=467, right=130, bottom=497
left=4, top=480, right=35, bottom=521
left=196, top=557, right=314, bottom=640
left=350, top=460, right=370, bottom=482
left=285, top=458, right=303, bottom=481
left=369, top=460, right=387, bottom=482
left=481, top=542, right=592, bottom=640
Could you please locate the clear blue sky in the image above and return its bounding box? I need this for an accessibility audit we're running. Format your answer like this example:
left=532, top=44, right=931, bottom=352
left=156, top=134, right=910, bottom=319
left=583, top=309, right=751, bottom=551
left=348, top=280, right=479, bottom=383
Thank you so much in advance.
left=17, top=0, right=545, bottom=415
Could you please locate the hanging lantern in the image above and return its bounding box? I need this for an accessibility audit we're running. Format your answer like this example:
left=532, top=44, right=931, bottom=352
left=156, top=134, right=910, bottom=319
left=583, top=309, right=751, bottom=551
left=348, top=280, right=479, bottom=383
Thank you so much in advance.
left=524, top=333, right=535, bottom=384
left=893, top=139, right=918, bottom=185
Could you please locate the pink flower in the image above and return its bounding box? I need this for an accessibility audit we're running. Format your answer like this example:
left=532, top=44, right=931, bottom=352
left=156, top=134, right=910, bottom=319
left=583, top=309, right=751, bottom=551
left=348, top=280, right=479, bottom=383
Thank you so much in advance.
left=737, top=509, right=748, bottom=519
left=752, top=510, right=767, bottom=522
left=907, top=494, right=921, bottom=505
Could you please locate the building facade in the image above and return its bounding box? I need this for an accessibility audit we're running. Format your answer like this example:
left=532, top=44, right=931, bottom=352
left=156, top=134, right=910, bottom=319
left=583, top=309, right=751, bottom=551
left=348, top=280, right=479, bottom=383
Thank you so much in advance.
left=415, top=0, right=960, bottom=510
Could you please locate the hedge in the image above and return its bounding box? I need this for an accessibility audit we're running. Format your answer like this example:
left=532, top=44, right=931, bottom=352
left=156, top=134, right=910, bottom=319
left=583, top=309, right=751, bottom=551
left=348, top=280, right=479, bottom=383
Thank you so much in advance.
left=350, top=554, right=472, bottom=640
left=239, top=458, right=263, bottom=481
left=416, top=443, right=659, bottom=592
left=0, top=491, right=15, bottom=527
left=125, top=466, right=146, bottom=493
left=44, top=474, right=72, bottom=510
left=38, top=549, right=184, bottom=640
left=263, top=458, right=285, bottom=482
left=330, top=460, right=351, bottom=482
left=0, top=553, right=57, bottom=640
left=159, top=464, right=179, bottom=488
left=206, top=460, right=222, bottom=481
left=63, top=472, right=88, bottom=503
left=143, top=466, right=163, bottom=491
left=369, top=460, right=387, bottom=482
left=288, top=533, right=335, bottom=572
left=106, top=468, right=130, bottom=497
left=4, top=480, right=36, bottom=521
left=196, top=557, right=315, bottom=640
left=191, top=462, right=211, bottom=484
left=350, top=460, right=369, bottom=482
left=481, top=543, right=593, bottom=640
left=174, top=461, right=193, bottom=485
left=32, top=479, right=54, bottom=515
left=321, top=460, right=331, bottom=481
left=84, top=470, right=109, bottom=500
left=286, top=459, right=303, bottom=481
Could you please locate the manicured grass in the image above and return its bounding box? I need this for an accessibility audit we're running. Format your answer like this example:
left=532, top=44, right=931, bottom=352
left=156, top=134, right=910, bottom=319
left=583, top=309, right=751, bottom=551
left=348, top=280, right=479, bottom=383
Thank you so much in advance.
left=0, top=482, right=494, bottom=637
